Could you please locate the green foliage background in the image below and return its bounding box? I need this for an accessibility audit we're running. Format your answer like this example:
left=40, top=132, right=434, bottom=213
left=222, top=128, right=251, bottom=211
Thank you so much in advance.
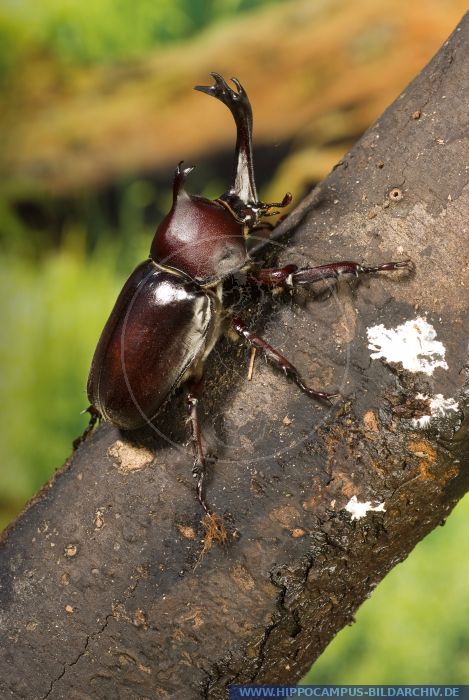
left=0, top=0, right=467, bottom=684
left=0, top=0, right=282, bottom=78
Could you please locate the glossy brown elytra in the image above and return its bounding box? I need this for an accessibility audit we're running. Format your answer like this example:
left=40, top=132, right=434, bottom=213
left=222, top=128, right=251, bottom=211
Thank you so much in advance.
left=84, top=73, right=412, bottom=517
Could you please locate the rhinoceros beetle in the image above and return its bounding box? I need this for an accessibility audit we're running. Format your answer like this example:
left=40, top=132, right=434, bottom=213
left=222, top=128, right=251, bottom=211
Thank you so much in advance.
left=84, top=73, right=411, bottom=517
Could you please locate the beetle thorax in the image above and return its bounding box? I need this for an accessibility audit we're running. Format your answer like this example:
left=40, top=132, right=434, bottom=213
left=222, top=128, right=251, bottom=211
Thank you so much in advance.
left=151, top=193, right=247, bottom=284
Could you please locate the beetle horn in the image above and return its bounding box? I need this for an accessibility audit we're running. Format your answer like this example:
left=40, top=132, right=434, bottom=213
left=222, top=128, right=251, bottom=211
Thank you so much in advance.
left=195, top=73, right=258, bottom=212
left=173, top=161, right=195, bottom=202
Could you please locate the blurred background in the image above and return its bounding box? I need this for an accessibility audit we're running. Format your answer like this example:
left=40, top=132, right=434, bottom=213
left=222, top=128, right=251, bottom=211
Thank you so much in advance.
left=0, top=0, right=467, bottom=683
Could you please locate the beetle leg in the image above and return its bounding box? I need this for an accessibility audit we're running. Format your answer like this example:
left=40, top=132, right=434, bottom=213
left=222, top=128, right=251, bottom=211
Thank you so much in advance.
left=73, top=405, right=100, bottom=450
left=231, top=316, right=338, bottom=402
left=186, top=383, right=228, bottom=547
left=186, top=380, right=211, bottom=515
left=251, top=259, right=413, bottom=287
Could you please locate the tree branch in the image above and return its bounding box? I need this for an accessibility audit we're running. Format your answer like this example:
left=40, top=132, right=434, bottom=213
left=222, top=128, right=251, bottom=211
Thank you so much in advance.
left=1, top=14, right=468, bottom=700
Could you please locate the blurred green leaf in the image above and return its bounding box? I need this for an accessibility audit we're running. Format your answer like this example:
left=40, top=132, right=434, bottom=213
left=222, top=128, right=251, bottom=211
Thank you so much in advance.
left=0, top=0, right=287, bottom=72
left=0, top=242, right=121, bottom=500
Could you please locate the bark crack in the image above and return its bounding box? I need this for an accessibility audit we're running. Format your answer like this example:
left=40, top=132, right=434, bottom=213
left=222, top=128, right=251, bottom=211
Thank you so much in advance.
left=42, top=569, right=145, bottom=699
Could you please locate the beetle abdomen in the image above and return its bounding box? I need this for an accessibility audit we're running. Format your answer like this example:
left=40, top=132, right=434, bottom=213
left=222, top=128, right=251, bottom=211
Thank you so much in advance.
left=87, top=260, right=215, bottom=430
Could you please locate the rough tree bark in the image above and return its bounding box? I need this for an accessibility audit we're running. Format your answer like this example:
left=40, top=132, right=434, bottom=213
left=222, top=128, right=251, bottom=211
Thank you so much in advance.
left=1, top=15, right=468, bottom=700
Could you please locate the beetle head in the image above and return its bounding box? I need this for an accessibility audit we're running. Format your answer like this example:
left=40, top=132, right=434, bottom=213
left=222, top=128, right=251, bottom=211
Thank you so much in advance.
left=150, top=162, right=248, bottom=283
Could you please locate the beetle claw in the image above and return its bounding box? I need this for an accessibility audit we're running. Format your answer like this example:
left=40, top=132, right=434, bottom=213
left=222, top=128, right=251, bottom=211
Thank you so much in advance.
left=400, top=259, right=415, bottom=273
left=73, top=405, right=100, bottom=450
left=257, top=192, right=293, bottom=217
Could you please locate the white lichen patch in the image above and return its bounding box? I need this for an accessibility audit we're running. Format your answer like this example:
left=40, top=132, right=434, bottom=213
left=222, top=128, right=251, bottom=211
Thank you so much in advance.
left=345, top=495, right=386, bottom=521
left=367, top=317, right=448, bottom=375
left=411, top=393, right=459, bottom=428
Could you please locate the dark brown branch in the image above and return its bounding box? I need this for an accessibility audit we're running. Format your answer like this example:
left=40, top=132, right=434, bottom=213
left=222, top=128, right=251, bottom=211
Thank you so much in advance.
left=1, top=14, right=469, bottom=700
